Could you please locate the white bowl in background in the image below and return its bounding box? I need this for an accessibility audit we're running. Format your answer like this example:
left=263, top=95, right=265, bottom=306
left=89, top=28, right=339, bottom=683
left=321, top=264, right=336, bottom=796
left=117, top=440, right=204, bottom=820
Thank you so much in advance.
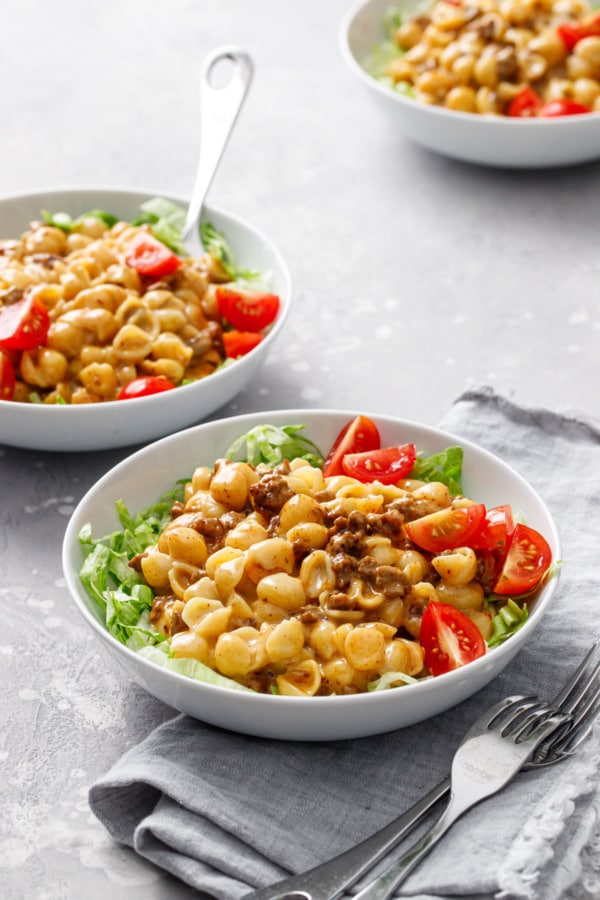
left=340, top=0, right=600, bottom=169
left=0, top=187, right=292, bottom=451
left=62, top=409, right=560, bottom=741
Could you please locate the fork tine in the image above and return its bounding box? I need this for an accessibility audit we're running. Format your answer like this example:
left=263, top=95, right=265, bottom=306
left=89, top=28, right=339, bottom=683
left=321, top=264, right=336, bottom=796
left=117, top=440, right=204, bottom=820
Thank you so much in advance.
left=552, top=643, right=599, bottom=712
left=566, top=660, right=600, bottom=719
left=510, top=704, right=554, bottom=742
left=558, top=685, right=600, bottom=754
left=562, top=714, right=599, bottom=754
left=486, top=695, right=537, bottom=727
left=530, top=645, right=600, bottom=765
left=491, top=698, right=544, bottom=736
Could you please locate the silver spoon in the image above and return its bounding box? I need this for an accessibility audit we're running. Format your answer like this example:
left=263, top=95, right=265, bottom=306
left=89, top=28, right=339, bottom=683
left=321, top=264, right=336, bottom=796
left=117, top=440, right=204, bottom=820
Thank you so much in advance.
left=182, top=45, right=253, bottom=257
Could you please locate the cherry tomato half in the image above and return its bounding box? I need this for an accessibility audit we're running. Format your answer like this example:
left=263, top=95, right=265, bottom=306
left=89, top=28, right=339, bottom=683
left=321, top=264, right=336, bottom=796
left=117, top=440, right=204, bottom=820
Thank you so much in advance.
left=223, top=330, right=264, bottom=358
left=493, top=523, right=552, bottom=595
left=420, top=601, right=486, bottom=676
left=125, top=234, right=182, bottom=278
left=507, top=86, right=542, bottom=118
left=216, top=286, right=280, bottom=333
left=322, top=415, right=381, bottom=477
left=538, top=99, right=590, bottom=117
left=341, top=443, right=417, bottom=485
left=558, top=15, right=600, bottom=50
left=405, top=504, right=486, bottom=554
left=0, top=350, right=16, bottom=400
left=470, top=504, right=515, bottom=554
left=0, top=295, right=50, bottom=351
left=117, top=375, right=176, bottom=400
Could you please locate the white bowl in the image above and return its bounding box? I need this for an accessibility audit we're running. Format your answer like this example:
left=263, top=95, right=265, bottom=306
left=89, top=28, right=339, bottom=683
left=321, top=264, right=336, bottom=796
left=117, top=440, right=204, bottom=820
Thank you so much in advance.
left=62, top=409, right=560, bottom=741
left=0, top=187, right=292, bottom=451
left=340, top=0, right=600, bottom=169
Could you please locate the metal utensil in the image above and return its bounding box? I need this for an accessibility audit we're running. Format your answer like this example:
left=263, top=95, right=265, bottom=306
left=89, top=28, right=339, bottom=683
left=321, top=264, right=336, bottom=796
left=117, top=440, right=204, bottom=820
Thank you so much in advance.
left=182, top=45, right=253, bottom=257
left=245, top=643, right=600, bottom=900
left=351, top=698, right=568, bottom=900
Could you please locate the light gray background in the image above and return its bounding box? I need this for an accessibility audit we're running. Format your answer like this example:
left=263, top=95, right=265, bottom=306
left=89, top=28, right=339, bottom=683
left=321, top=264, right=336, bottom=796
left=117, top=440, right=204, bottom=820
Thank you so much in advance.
left=1, top=1, right=597, bottom=898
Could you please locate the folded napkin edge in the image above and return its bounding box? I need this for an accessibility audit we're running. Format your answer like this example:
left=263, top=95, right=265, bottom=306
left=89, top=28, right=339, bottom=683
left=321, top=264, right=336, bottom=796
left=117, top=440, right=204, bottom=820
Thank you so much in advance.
left=450, top=386, right=600, bottom=442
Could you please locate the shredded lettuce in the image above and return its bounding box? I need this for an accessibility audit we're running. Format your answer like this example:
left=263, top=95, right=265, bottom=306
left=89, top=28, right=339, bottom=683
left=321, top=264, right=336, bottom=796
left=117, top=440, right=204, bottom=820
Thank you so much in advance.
left=199, top=222, right=237, bottom=277
left=131, top=196, right=188, bottom=256
left=138, top=645, right=253, bottom=691
left=78, top=489, right=181, bottom=647
left=410, top=446, right=464, bottom=496
left=29, top=391, right=66, bottom=404
left=364, top=2, right=433, bottom=97
left=226, top=424, right=324, bottom=468
left=487, top=598, right=529, bottom=647
left=78, top=489, right=256, bottom=688
left=368, top=670, right=423, bottom=691
left=199, top=221, right=260, bottom=282
left=382, top=3, right=404, bottom=35
left=363, top=3, right=405, bottom=78
left=41, top=209, right=118, bottom=231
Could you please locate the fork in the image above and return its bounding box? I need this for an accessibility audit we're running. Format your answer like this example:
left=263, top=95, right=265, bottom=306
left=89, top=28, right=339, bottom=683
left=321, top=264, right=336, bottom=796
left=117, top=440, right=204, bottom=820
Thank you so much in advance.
left=349, top=697, right=568, bottom=900
left=245, top=643, right=599, bottom=900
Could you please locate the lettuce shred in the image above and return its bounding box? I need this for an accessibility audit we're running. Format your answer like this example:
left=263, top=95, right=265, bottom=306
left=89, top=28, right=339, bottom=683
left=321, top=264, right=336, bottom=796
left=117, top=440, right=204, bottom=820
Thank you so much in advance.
left=410, top=446, right=464, bottom=495
left=368, top=671, right=423, bottom=691
left=487, top=599, right=529, bottom=647
left=226, top=424, right=324, bottom=468
left=138, top=645, right=252, bottom=691
left=78, top=489, right=182, bottom=650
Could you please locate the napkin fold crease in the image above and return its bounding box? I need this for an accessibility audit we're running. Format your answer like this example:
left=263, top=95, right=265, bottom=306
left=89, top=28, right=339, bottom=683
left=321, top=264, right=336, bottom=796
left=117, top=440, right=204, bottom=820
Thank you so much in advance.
left=88, top=387, right=600, bottom=900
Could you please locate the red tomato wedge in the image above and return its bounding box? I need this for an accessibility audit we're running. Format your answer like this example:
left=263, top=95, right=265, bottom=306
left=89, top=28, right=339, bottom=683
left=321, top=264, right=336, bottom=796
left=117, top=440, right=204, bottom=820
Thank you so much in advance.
left=507, top=86, right=542, bottom=118
left=0, top=295, right=50, bottom=351
left=223, top=330, right=264, bottom=358
left=341, top=443, right=417, bottom=484
left=117, top=375, right=176, bottom=400
left=558, top=15, right=600, bottom=50
left=493, top=523, right=552, bottom=595
left=405, top=504, right=486, bottom=554
left=322, top=415, right=381, bottom=477
left=0, top=350, right=16, bottom=400
left=538, top=99, right=590, bottom=117
left=470, top=504, right=514, bottom=553
left=420, top=602, right=486, bottom=676
left=125, top=234, right=182, bottom=277
left=216, top=286, right=280, bottom=333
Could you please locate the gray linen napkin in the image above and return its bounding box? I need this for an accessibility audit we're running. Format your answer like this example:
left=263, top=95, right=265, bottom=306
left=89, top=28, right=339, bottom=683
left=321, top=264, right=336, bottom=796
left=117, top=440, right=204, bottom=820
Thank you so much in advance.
left=88, top=387, right=600, bottom=900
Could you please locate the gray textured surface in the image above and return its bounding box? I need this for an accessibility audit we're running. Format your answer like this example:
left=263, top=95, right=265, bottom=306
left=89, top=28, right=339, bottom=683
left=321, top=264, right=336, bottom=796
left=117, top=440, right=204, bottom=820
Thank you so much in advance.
left=1, top=1, right=599, bottom=898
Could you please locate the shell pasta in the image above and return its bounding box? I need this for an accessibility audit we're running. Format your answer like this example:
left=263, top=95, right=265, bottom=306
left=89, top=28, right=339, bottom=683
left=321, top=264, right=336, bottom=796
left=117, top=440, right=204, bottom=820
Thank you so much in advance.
left=79, top=417, right=555, bottom=695
left=0, top=215, right=256, bottom=404
left=136, top=456, right=498, bottom=696
left=376, top=0, right=600, bottom=116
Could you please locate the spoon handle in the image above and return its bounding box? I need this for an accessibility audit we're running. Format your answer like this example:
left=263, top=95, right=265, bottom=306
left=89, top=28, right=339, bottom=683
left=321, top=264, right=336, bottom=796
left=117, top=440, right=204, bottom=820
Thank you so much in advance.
left=184, top=46, right=253, bottom=248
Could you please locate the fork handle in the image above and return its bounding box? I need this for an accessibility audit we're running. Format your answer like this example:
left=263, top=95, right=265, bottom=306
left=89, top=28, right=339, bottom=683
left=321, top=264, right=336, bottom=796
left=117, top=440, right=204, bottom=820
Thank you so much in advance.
left=352, top=793, right=467, bottom=900
left=244, top=778, right=449, bottom=900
